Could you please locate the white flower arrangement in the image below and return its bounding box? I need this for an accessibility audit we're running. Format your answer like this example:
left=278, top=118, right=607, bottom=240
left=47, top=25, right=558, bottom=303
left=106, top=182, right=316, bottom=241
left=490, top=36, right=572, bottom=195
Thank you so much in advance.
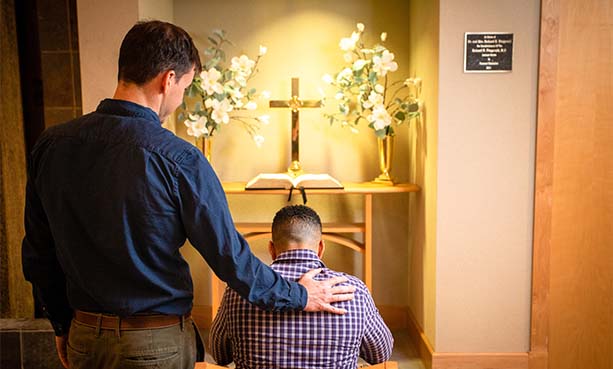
left=179, top=30, right=269, bottom=146
left=322, top=23, right=422, bottom=138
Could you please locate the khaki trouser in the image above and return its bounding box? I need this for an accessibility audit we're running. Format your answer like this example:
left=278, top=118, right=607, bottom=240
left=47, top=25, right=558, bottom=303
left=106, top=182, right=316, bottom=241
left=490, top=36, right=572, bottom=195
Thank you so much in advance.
left=67, top=317, right=197, bottom=369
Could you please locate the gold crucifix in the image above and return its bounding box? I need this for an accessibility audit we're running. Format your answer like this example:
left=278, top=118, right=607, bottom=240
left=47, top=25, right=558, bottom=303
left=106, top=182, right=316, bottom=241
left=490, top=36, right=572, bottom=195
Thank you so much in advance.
left=269, top=77, right=322, bottom=177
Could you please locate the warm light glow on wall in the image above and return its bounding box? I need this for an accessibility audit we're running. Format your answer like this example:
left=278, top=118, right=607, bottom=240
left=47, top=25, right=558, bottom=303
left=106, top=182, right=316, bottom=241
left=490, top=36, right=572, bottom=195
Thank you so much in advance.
left=174, top=1, right=412, bottom=184
left=174, top=0, right=413, bottom=307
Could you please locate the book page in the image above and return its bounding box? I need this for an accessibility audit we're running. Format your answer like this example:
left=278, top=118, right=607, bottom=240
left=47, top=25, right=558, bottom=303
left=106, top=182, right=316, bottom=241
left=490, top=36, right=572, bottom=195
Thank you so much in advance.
left=293, top=174, right=343, bottom=189
left=245, top=173, right=293, bottom=189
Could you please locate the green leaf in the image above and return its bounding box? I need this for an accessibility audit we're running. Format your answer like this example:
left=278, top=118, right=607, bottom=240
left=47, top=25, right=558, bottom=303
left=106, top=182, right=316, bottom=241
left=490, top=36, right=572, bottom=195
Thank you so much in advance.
left=369, top=71, right=378, bottom=84
left=394, top=111, right=406, bottom=121
left=408, top=102, right=420, bottom=112
left=207, top=36, right=218, bottom=46
left=212, top=29, right=225, bottom=40
left=186, top=84, right=197, bottom=97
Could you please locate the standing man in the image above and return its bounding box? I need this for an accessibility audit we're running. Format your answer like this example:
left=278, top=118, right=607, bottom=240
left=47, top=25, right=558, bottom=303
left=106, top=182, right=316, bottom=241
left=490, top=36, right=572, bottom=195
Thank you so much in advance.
left=210, top=205, right=394, bottom=369
left=22, top=21, right=354, bottom=369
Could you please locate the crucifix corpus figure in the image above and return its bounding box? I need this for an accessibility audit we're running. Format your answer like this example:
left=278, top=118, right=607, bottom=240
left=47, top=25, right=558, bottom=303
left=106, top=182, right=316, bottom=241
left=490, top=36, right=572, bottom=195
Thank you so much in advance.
left=269, top=77, right=322, bottom=177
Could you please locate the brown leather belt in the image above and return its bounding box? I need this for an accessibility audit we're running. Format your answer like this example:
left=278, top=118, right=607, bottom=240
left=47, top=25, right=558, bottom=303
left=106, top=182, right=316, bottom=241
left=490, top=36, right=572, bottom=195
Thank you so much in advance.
left=74, top=310, right=190, bottom=330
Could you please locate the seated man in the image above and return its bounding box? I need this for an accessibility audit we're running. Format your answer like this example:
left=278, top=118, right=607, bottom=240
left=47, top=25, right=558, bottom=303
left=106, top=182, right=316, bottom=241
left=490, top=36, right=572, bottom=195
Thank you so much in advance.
left=210, top=205, right=393, bottom=368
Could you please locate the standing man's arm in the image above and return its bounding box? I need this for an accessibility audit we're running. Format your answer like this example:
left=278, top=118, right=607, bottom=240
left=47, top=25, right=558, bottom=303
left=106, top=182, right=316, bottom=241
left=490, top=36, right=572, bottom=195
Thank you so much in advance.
left=209, top=289, right=233, bottom=366
left=21, top=155, right=72, bottom=368
left=359, top=287, right=394, bottom=364
left=176, top=151, right=354, bottom=313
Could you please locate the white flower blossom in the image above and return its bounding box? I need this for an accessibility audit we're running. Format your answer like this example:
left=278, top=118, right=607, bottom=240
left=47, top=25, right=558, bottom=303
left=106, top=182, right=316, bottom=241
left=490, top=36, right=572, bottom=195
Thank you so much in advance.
left=258, top=45, right=267, bottom=56
left=353, top=59, right=368, bottom=70
left=253, top=135, right=265, bottom=147
left=322, top=74, right=334, bottom=84
left=357, top=23, right=365, bottom=32
left=257, top=115, right=270, bottom=125
left=230, top=55, right=256, bottom=74
left=380, top=32, right=388, bottom=42
left=362, top=91, right=384, bottom=109
left=372, top=50, right=398, bottom=76
left=260, top=90, right=271, bottom=99
left=200, top=68, right=224, bottom=95
left=210, top=98, right=233, bottom=124
left=337, top=67, right=353, bottom=82
left=339, top=31, right=360, bottom=51
left=375, top=84, right=385, bottom=94
left=184, top=115, right=208, bottom=137
left=368, top=104, right=392, bottom=130
left=335, top=92, right=345, bottom=100
left=235, top=74, right=248, bottom=87
left=343, top=52, right=354, bottom=63
left=244, top=101, right=257, bottom=110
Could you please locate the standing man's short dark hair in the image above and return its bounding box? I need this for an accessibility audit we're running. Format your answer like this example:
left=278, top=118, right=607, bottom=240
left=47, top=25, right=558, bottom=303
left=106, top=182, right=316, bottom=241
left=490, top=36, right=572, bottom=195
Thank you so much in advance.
left=211, top=205, right=393, bottom=368
left=22, top=21, right=355, bottom=369
left=118, top=20, right=202, bottom=84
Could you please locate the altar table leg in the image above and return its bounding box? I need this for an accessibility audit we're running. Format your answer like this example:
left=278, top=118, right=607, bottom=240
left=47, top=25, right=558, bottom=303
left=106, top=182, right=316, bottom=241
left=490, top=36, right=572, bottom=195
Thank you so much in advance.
left=364, top=194, right=373, bottom=292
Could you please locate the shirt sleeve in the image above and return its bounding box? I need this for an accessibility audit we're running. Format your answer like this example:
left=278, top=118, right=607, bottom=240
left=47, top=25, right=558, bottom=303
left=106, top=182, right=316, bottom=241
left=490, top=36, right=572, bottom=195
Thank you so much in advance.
left=209, top=288, right=233, bottom=365
left=175, top=149, right=307, bottom=311
left=21, top=154, right=73, bottom=336
left=359, top=285, right=394, bottom=364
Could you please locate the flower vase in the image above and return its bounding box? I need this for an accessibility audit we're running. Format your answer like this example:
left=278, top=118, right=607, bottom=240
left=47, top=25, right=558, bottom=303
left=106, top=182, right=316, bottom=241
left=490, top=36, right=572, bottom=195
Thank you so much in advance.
left=196, top=136, right=213, bottom=163
left=374, top=136, right=394, bottom=184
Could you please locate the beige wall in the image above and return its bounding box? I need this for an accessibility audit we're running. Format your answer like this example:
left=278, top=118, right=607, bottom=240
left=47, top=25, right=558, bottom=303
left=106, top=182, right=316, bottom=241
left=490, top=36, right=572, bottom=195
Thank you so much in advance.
left=77, top=0, right=138, bottom=113
left=436, top=0, right=539, bottom=352
left=138, top=0, right=174, bottom=23
left=408, top=0, right=439, bottom=348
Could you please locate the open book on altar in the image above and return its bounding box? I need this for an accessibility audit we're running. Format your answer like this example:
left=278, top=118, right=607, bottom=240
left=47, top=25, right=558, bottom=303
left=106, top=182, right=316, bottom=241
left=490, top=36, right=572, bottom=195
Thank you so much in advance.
left=245, top=173, right=343, bottom=190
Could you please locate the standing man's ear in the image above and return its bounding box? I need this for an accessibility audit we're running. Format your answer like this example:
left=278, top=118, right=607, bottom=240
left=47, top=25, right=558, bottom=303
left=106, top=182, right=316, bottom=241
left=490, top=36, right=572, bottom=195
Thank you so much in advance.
left=160, top=70, right=175, bottom=93
left=268, top=240, right=277, bottom=261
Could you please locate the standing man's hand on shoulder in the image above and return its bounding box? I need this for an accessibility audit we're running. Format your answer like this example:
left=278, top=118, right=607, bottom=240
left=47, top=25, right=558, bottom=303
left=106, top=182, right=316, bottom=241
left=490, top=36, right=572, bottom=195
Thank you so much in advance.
left=298, top=268, right=356, bottom=314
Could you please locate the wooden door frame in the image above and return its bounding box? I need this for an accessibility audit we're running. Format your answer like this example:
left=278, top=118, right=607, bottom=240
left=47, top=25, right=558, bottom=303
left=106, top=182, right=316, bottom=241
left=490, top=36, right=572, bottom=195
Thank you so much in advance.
left=529, top=0, right=559, bottom=368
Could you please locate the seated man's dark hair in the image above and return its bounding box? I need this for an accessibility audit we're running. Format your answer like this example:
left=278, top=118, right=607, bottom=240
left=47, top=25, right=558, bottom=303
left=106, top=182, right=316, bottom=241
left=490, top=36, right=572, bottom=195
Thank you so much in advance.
left=272, top=205, right=322, bottom=248
left=118, top=20, right=201, bottom=84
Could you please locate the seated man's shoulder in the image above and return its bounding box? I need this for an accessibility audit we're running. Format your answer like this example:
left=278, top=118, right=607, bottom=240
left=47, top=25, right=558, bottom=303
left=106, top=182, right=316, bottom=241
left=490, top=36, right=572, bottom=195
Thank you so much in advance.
left=320, top=269, right=370, bottom=293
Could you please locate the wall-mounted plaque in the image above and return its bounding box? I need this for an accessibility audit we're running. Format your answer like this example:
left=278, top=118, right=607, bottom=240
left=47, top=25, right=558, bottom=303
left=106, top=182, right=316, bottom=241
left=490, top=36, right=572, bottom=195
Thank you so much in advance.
left=464, top=32, right=513, bottom=73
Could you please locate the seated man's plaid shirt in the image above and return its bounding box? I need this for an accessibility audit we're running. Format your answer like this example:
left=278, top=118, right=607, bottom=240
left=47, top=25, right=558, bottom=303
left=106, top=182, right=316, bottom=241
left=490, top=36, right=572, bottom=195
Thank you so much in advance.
left=210, top=249, right=393, bottom=369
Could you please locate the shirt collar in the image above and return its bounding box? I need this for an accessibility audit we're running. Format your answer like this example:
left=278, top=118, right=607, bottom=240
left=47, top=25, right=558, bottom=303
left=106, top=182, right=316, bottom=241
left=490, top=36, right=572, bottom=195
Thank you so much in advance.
left=96, top=99, right=161, bottom=124
left=272, top=249, right=326, bottom=267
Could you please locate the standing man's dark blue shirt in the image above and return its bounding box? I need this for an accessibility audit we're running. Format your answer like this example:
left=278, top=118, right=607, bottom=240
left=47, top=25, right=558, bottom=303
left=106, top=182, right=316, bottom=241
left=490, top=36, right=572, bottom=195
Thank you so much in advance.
left=22, top=99, right=306, bottom=335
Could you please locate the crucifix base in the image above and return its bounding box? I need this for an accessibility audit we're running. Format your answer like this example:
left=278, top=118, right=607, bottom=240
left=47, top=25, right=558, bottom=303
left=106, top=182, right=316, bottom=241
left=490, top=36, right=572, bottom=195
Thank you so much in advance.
left=287, top=161, right=303, bottom=177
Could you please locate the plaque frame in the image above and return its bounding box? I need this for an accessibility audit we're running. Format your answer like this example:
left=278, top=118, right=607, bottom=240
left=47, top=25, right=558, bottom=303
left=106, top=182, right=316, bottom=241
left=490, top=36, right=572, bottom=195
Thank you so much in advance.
left=463, top=32, right=514, bottom=73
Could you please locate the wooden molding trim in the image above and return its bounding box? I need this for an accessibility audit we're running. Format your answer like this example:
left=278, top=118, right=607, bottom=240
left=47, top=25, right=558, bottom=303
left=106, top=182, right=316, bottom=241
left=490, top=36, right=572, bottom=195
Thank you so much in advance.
left=529, top=0, right=559, bottom=367
left=432, top=353, right=528, bottom=369
left=406, top=308, right=434, bottom=369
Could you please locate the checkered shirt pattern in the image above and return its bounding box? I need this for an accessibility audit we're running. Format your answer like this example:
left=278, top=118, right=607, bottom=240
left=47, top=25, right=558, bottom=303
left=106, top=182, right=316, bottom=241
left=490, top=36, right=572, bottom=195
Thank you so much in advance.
left=210, top=249, right=393, bottom=369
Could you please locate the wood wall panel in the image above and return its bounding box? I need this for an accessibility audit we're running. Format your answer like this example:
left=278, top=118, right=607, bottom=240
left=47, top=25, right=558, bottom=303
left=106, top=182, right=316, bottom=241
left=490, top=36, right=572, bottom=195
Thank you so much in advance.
left=544, top=0, right=613, bottom=368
